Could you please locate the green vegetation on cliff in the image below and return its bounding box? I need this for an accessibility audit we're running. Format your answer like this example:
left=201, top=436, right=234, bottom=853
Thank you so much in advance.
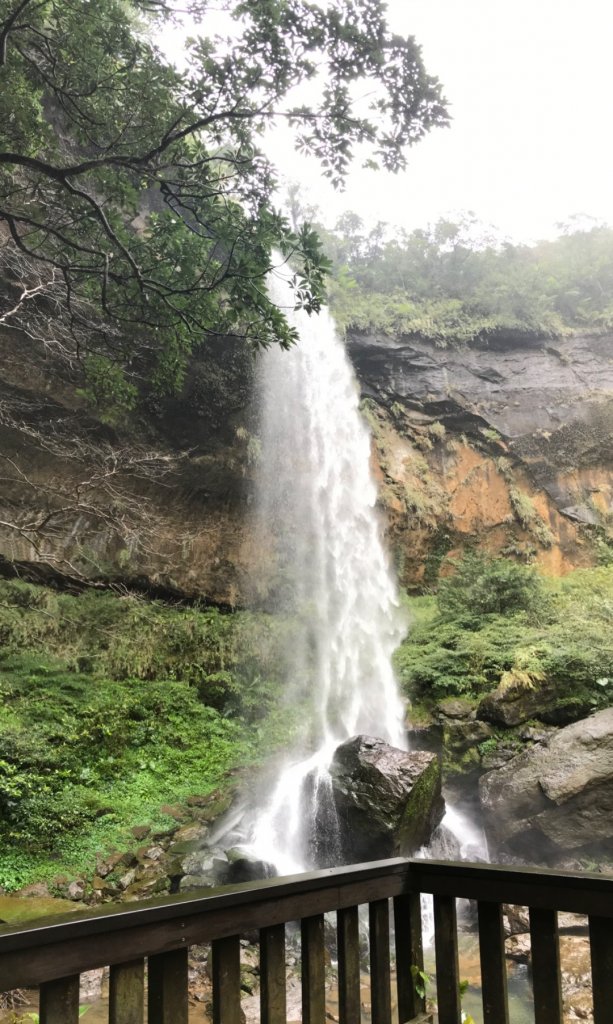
left=0, top=580, right=298, bottom=889
left=395, top=554, right=613, bottom=712
left=321, top=214, right=613, bottom=342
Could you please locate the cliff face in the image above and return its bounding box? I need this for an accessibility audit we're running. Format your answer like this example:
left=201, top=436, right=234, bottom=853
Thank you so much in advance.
left=347, top=330, right=613, bottom=589
left=0, top=319, right=611, bottom=600
left=0, top=325, right=260, bottom=605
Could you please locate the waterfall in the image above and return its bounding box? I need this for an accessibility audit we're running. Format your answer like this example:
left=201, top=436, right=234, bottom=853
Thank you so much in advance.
left=247, top=263, right=407, bottom=873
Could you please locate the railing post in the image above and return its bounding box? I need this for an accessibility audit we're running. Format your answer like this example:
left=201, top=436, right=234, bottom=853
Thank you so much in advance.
left=433, top=895, right=461, bottom=1024
left=212, top=935, right=242, bottom=1024
left=394, top=891, right=425, bottom=1021
left=260, top=924, right=287, bottom=1024
left=369, top=899, right=392, bottom=1024
left=529, top=907, right=563, bottom=1024
left=39, top=975, right=80, bottom=1024
left=589, top=915, right=613, bottom=1024
left=109, top=959, right=145, bottom=1024
left=477, top=901, right=509, bottom=1024
left=148, top=948, right=189, bottom=1024
left=337, top=906, right=361, bottom=1024
left=301, top=914, right=326, bottom=1024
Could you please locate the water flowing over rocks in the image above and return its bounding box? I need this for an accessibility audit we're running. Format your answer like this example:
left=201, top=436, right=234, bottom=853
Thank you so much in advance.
left=480, top=707, right=613, bottom=859
left=327, top=735, right=444, bottom=862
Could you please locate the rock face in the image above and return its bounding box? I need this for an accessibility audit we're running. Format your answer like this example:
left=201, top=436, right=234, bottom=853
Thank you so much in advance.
left=479, top=708, right=613, bottom=858
left=1, top=310, right=612, bottom=600
left=348, top=329, right=613, bottom=588
left=477, top=679, right=591, bottom=727
left=328, top=735, right=444, bottom=862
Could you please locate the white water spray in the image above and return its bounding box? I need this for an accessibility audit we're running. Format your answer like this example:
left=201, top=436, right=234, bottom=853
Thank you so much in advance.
left=247, top=264, right=407, bottom=873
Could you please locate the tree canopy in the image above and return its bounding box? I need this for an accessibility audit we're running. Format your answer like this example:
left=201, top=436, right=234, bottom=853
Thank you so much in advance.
left=319, top=212, right=613, bottom=343
left=0, top=0, right=448, bottom=406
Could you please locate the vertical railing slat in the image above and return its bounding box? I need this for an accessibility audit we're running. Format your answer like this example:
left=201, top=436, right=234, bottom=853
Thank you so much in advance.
left=212, top=935, right=242, bottom=1024
left=433, top=894, right=461, bottom=1024
left=337, top=906, right=360, bottom=1024
left=369, top=898, right=392, bottom=1024
left=477, top=901, right=509, bottom=1024
left=301, top=914, right=326, bottom=1024
left=394, top=891, right=425, bottom=1022
left=110, top=959, right=144, bottom=1024
left=589, top=915, right=613, bottom=1024
left=260, top=924, right=287, bottom=1024
left=529, top=907, right=563, bottom=1024
left=39, top=975, right=80, bottom=1024
left=148, top=948, right=189, bottom=1024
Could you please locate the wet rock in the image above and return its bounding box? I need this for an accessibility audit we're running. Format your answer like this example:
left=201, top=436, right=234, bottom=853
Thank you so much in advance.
left=117, top=869, right=137, bottom=891
left=142, top=845, right=165, bottom=862
left=480, top=708, right=613, bottom=857
left=328, top=735, right=444, bottom=862
left=80, top=968, right=106, bottom=1002
left=478, top=679, right=557, bottom=727
left=96, top=850, right=137, bottom=878
left=220, top=848, right=275, bottom=884
left=172, top=822, right=209, bottom=846
left=180, top=875, right=215, bottom=892
left=478, top=678, right=591, bottom=728
left=427, top=823, right=462, bottom=860
left=65, top=880, right=86, bottom=901
left=505, top=933, right=531, bottom=962
left=437, top=698, right=475, bottom=720
left=443, top=719, right=494, bottom=756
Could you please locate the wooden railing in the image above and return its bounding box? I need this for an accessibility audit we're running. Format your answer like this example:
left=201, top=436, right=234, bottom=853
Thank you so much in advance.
left=1, top=857, right=613, bottom=1023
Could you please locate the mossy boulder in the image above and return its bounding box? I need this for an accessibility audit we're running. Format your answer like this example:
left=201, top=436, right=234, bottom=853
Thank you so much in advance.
left=328, top=735, right=444, bottom=863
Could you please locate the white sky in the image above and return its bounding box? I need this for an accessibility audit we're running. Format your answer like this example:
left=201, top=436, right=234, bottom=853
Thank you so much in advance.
left=266, top=0, right=613, bottom=241
left=167, top=0, right=613, bottom=242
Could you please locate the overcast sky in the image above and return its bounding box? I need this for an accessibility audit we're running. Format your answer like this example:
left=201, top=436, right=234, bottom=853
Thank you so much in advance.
left=169, top=0, right=613, bottom=242
left=265, top=0, right=613, bottom=241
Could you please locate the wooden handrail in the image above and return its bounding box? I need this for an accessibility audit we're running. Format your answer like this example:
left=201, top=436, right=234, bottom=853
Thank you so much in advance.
left=1, top=858, right=613, bottom=1024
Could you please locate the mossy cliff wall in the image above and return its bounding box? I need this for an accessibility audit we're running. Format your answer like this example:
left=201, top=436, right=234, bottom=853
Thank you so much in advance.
left=347, top=330, right=613, bottom=589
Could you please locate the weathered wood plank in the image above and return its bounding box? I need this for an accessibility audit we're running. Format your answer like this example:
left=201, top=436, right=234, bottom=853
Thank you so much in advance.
left=337, top=906, right=360, bottom=1024
left=212, top=935, right=241, bottom=1024
left=109, top=959, right=144, bottom=1024
left=301, top=914, right=325, bottom=1024
left=39, top=974, right=80, bottom=1024
left=0, top=870, right=409, bottom=989
left=370, top=899, right=392, bottom=1024
left=148, top=947, right=188, bottom=1024
left=529, top=907, right=562, bottom=1024
left=394, top=891, right=425, bottom=1022
left=477, top=902, right=509, bottom=1024
left=260, top=924, right=286, bottom=1024
left=433, top=895, right=461, bottom=1024
left=589, top=915, right=613, bottom=1024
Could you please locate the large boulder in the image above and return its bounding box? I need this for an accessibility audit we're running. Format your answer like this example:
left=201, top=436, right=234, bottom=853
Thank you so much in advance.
left=328, top=735, right=444, bottom=863
left=477, top=677, right=591, bottom=727
left=479, top=707, right=613, bottom=858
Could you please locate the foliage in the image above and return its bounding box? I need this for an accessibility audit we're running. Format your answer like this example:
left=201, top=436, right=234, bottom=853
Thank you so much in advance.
left=0, top=0, right=447, bottom=407
left=0, top=580, right=302, bottom=886
left=396, top=556, right=613, bottom=706
left=318, top=212, right=613, bottom=343
left=436, top=553, right=544, bottom=621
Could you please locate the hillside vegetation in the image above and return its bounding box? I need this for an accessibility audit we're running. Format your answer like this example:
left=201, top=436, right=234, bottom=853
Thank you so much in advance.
left=396, top=554, right=613, bottom=714
left=321, top=215, right=613, bottom=342
left=0, top=581, right=299, bottom=889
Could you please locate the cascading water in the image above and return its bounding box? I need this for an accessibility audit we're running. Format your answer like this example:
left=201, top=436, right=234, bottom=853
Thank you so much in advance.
left=247, top=263, right=407, bottom=874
